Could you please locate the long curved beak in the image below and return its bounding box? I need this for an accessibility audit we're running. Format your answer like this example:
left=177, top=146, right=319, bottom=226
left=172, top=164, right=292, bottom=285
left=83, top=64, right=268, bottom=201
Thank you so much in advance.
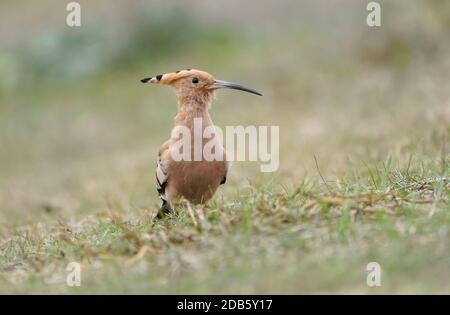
left=208, top=80, right=262, bottom=96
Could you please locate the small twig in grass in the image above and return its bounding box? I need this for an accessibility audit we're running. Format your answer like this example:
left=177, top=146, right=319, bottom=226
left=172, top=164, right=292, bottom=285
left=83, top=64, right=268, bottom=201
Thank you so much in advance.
left=126, top=245, right=151, bottom=265
left=303, top=200, right=317, bottom=210
left=314, top=155, right=331, bottom=193
left=185, top=201, right=200, bottom=231
left=429, top=180, right=444, bottom=218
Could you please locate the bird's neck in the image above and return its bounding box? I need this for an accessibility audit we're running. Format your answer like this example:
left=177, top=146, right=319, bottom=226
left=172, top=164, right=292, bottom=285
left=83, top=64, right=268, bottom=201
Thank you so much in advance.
left=174, top=93, right=213, bottom=129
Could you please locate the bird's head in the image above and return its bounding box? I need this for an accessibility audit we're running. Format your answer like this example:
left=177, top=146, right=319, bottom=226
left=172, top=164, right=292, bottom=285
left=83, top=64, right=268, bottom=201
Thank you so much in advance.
left=141, top=69, right=262, bottom=103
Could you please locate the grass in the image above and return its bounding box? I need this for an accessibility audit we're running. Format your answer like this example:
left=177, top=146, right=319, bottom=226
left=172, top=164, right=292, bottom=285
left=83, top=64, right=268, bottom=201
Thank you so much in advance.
left=0, top=166, right=448, bottom=293
left=0, top=0, right=449, bottom=294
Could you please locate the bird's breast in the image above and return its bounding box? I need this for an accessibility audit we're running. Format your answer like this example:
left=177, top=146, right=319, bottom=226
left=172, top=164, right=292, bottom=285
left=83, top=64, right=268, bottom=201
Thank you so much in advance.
left=166, top=159, right=228, bottom=204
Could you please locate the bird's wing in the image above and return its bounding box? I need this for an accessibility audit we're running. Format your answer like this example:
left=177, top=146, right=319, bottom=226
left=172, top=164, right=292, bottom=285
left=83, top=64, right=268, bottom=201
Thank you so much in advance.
left=156, top=141, right=170, bottom=203
left=220, top=171, right=227, bottom=185
left=156, top=156, right=168, bottom=201
left=220, top=161, right=231, bottom=185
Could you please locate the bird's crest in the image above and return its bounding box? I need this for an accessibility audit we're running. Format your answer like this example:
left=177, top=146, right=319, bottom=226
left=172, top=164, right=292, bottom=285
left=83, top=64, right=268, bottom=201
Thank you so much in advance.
left=140, top=69, right=214, bottom=85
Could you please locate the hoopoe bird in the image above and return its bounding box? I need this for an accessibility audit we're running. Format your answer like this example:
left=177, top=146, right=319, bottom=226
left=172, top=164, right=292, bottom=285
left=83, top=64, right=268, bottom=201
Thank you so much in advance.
left=141, top=69, right=262, bottom=215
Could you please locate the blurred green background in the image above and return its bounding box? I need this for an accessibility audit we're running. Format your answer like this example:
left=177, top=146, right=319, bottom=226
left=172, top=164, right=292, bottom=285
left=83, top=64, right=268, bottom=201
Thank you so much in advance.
left=1, top=0, right=449, bottom=225
left=0, top=0, right=449, bottom=293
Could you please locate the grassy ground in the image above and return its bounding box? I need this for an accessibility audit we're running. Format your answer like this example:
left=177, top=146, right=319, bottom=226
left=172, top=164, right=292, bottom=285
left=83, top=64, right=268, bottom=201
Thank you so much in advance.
left=1, top=171, right=449, bottom=294
left=0, top=1, right=449, bottom=293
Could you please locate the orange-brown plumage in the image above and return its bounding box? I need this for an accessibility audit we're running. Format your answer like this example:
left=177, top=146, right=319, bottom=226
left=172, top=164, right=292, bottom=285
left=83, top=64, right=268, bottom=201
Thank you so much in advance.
left=141, top=69, right=261, bottom=213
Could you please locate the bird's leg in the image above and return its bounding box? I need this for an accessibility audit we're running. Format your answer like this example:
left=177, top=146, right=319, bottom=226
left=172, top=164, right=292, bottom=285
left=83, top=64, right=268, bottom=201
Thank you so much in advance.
left=156, top=199, right=175, bottom=219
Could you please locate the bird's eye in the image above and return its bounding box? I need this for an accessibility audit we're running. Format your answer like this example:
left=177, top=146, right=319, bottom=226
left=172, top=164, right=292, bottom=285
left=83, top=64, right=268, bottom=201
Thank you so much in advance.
left=192, top=77, right=199, bottom=84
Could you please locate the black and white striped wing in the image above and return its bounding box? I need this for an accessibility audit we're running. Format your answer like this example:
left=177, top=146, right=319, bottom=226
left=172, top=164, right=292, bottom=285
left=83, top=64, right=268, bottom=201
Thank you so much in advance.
left=156, top=156, right=168, bottom=203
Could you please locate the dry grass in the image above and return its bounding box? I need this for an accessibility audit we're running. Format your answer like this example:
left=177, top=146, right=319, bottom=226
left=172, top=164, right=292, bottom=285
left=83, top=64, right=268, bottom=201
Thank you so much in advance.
left=0, top=0, right=449, bottom=293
